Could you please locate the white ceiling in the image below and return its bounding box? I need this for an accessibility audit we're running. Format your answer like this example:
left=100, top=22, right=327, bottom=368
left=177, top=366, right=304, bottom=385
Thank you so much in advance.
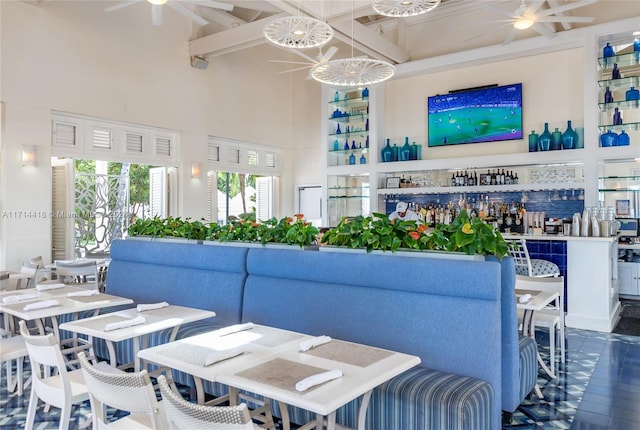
left=24, top=0, right=640, bottom=69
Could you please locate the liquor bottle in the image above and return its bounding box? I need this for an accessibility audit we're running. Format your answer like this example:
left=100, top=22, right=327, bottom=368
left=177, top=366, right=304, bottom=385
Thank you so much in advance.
left=490, top=170, right=497, bottom=186
left=500, top=169, right=506, bottom=185
left=505, top=171, right=511, bottom=185
left=451, top=173, right=456, bottom=187
left=513, top=173, right=519, bottom=184
left=474, top=172, right=478, bottom=187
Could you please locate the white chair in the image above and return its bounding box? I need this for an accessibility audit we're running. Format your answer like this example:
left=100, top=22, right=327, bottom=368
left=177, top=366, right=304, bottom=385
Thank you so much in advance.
left=77, top=351, right=169, bottom=429
left=19, top=320, right=96, bottom=430
left=8, top=262, right=39, bottom=290
left=39, top=260, right=99, bottom=290
left=0, top=334, right=29, bottom=396
left=157, top=375, right=260, bottom=430
left=507, top=239, right=560, bottom=278
left=515, top=275, right=566, bottom=376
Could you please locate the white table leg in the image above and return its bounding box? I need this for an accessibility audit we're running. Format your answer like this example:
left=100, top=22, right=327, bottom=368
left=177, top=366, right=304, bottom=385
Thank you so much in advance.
left=357, top=390, right=373, bottom=430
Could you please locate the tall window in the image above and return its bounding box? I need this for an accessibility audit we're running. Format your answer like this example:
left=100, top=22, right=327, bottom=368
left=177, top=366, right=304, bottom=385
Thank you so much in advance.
left=211, top=172, right=278, bottom=224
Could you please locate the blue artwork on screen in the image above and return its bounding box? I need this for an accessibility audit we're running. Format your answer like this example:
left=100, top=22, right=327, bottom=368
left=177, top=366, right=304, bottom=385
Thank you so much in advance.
left=427, top=83, right=523, bottom=147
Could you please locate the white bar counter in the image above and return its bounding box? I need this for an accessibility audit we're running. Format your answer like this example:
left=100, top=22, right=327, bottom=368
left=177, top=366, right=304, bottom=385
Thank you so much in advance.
left=504, top=234, right=620, bottom=333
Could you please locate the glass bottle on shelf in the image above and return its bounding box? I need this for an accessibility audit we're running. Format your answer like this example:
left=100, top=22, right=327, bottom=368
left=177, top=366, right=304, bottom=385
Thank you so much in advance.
left=626, top=86, right=639, bottom=101
left=381, top=139, right=392, bottom=162
left=349, top=152, right=356, bottom=165
left=603, top=42, right=615, bottom=67
left=334, top=91, right=340, bottom=102
left=400, top=137, right=411, bottom=161
left=336, top=123, right=341, bottom=134
left=551, top=127, right=562, bottom=150
left=351, top=140, right=356, bottom=150
left=604, top=86, right=614, bottom=103
left=538, top=123, right=552, bottom=151
left=561, top=120, right=578, bottom=150
left=600, top=129, right=619, bottom=147
left=343, top=139, right=349, bottom=150
left=528, top=130, right=538, bottom=152
left=391, top=144, right=399, bottom=162
left=618, top=130, right=630, bottom=146
left=612, top=108, right=622, bottom=125
left=635, top=37, right=640, bottom=62
left=361, top=87, right=369, bottom=99
left=612, top=63, right=621, bottom=79
left=333, top=139, right=339, bottom=151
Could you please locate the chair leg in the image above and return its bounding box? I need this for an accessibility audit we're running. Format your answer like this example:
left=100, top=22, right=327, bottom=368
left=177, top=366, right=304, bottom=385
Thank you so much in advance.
left=59, top=403, right=71, bottom=430
left=549, top=325, right=556, bottom=376
left=560, top=321, right=566, bottom=364
left=25, top=388, right=38, bottom=430
left=17, top=357, right=24, bottom=396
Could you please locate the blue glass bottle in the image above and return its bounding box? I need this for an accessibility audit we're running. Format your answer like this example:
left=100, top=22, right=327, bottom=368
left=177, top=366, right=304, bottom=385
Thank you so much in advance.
left=391, top=144, right=399, bottom=162
left=603, top=42, right=615, bottom=67
left=635, top=37, right=640, bottom=62
left=604, top=86, right=614, bottom=103
left=538, top=123, right=552, bottom=151
left=365, top=135, right=369, bottom=148
left=334, top=91, right=340, bottom=102
left=626, top=86, right=639, bottom=101
left=528, top=130, right=538, bottom=152
left=410, top=142, right=418, bottom=160
left=351, top=140, right=356, bottom=150
left=336, top=123, right=341, bottom=134
left=343, top=139, right=349, bottom=150
left=561, top=120, right=578, bottom=150
left=551, top=127, right=562, bottom=151
left=348, top=152, right=356, bottom=165
left=612, top=63, right=621, bottom=79
left=359, top=153, right=367, bottom=164
left=333, top=139, right=339, bottom=151
left=400, top=137, right=411, bottom=161
left=361, top=87, right=369, bottom=99
left=618, top=130, right=630, bottom=146
left=600, top=129, right=619, bottom=147
left=612, top=108, right=622, bottom=125
left=381, top=139, right=392, bottom=162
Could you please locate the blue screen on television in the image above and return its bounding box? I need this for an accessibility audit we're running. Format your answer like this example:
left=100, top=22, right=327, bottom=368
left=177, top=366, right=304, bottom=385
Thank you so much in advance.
left=427, top=83, right=523, bottom=147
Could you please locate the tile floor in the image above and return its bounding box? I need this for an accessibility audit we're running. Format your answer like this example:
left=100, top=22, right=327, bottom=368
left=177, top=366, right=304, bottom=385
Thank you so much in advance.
left=0, top=328, right=638, bottom=429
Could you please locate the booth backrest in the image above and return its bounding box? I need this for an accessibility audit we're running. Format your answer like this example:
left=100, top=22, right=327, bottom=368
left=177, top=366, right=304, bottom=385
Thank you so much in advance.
left=107, top=240, right=248, bottom=327
left=242, top=247, right=503, bottom=429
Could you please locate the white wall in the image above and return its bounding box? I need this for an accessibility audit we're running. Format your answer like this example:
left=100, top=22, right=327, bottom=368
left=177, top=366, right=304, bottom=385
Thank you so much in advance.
left=0, top=1, right=300, bottom=270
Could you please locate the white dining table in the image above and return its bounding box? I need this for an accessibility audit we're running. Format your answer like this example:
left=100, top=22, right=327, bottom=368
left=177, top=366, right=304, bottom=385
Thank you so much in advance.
left=138, top=323, right=421, bottom=430
left=60, top=304, right=216, bottom=371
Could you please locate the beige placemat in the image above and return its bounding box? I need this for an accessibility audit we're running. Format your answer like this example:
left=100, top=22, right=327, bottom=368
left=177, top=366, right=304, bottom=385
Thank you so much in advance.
left=236, top=358, right=330, bottom=394
left=71, top=314, right=131, bottom=331
left=304, top=340, right=393, bottom=367
left=68, top=293, right=114, bottom=303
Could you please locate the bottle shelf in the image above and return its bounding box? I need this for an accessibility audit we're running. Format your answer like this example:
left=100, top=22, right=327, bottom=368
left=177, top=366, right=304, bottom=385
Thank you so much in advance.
left=598, top=188, right=640, bottom=193
left=598, top=100, right=640, bottom=111
left=598, top=121, right=640, bottom=132
left=598, top=52, right=640, bottom=69
left=598, top=75, right=640, bottom=90
left=328, top=96, right=369, bottom=107
left=328, top=131, right=369, bottom=139
left=328, top=113, right=368, bottom=123
left=377, top=181, right=585, bottom=195
left=329, top=147, right=369, bottom=154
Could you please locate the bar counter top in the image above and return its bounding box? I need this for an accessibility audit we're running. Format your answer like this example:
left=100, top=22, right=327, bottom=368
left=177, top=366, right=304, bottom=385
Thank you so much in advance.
left=502, top=234, right=617, bottom=242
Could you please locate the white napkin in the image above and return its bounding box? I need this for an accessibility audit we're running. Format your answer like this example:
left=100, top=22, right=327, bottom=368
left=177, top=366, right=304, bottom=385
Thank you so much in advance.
left=299, top=335, right=332, bottom=352
left=68, top=290, right=99, bottom=297
left=103, top=316, right=146, bottom=331
left=23, top=299, right=60, bottom=311
left=295, top=369, right=343, bottom=392
left=216, top=322, right=255, bottom=337
left=203, top=349, right=244, bottom=366
left=36, top=283, right=65, bottom=291
left=136, top=301, right=169, bottom=312
left=2, top=293, right=38, bottom=303
left=519, top=294, right=532, bottom=303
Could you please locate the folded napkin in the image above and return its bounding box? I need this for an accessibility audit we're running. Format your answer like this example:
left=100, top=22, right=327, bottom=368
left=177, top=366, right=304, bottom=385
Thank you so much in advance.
left=68, top=290, right=99, bottom=297
left=518, top=293, right=532, bottom=304
left=203, top=349, right=244, bottom=367
left=23, top=299, right=60, bottom=311
left=36, top=283, right=65, bottom=291
left=103, top=316, right=146, bottom=331
left=2, top=293, right=38, bottom=304
left=295, top=369, right=343, bottom=392
left=136, top=301, right=169, bottom=312
left=216, top=322, right=255, bottom=337
left=299, top=335, right=332, bottom=352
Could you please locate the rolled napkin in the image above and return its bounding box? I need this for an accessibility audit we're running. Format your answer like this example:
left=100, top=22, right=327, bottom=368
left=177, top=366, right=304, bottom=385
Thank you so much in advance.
left=203, top=349, right=244, bottom=366
left=2, top=293, right=38, bottom=304
left=519, top=293, right=533, bottom=304
left=295, top=369, right=343, bottom=392
left=68, top=290, right=99, bottom=297
left=36, top=283, right=65, bottom=291
left=299, top=335, right=332, bottom=352
left=216, top=322, right=255, bottom=337
left=103, top=316, right=146, bottom=332
left=23, top=299, right=60, bottom=311
left=137, top=301, right=169, bottom=312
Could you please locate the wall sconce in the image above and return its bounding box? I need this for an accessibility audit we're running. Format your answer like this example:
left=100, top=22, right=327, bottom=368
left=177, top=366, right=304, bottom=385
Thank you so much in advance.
left=191, top=162, right=202, bottom=179
left=22, top=145, right=38, bottom=167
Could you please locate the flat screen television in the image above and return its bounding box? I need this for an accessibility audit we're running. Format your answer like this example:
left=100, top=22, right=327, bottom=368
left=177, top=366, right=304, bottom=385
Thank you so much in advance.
left=427, top=83, right=523, bottom=147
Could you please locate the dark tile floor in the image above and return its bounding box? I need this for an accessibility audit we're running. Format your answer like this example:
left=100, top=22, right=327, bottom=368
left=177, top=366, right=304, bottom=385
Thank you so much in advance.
left=1, top=328, right=638, bottom=429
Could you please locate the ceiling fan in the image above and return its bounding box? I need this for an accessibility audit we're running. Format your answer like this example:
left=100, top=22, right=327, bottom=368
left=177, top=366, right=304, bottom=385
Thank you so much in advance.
left=482, top=0, right=596, bottom=44
left=269, top=46, right=340, bottom=76
left=104, top=0, right=233, bottom=26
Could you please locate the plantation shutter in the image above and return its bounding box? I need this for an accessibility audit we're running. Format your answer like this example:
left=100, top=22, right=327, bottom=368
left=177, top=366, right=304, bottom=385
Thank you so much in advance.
left=51, top=160, right=73, bottom=261
left=255, top=177, right=273, bottom=222
left=52, top=120, right=79, bottom=148
left=149, top=167, right=167, bottom=218
left=206, top=171, right=217, bottom=222
left=125, top=131, right=144, bottom=154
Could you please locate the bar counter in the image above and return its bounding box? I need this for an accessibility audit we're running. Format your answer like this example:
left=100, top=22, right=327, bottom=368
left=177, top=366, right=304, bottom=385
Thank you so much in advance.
left=503, top=234, right=620, bottom=333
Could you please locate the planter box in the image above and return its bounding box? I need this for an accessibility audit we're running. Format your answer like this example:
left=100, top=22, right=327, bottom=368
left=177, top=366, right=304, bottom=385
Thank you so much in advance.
left=319, top=246, right=485, bottom=261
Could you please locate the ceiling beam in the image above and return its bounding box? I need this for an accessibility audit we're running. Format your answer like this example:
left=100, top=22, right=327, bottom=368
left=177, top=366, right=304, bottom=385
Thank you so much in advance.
left=188, top=13, right=287, bottom=57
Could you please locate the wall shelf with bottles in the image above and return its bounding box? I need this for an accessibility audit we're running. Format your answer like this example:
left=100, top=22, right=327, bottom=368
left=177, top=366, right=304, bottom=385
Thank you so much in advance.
left=327, top=88, right=370, bottom=168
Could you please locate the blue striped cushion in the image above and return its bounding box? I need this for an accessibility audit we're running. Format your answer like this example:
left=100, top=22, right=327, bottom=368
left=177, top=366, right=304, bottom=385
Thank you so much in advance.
left=201, top=367, right=492, bottom=430
left=518, top=336, right=538, bottom=401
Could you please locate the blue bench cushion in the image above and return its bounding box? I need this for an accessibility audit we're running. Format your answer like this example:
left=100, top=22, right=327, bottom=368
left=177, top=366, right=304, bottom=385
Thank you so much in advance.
left=518, top=336, right=538, bottom=402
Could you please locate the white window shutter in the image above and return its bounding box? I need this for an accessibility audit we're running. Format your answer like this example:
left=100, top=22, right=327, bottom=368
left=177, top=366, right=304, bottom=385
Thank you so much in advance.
left=89, top=126, right=113, bottom=150
left=51, top=161, right=73, bottom=261
left=52, top=120, right=79, bottom=148
left=228, top=148, right=240, bottom=165
left=206, top=171, right=217, bottom=222
left=247, top=150, right=259, bottom=166
left=255, top=177, right=273, bottom=222
left=149, top=167, right=168, bottom=218
left=207, top=138, right=220, bottom=163
left=265, top=152, right=276, bottom=168
left=124, top=131, right=144, bottom=154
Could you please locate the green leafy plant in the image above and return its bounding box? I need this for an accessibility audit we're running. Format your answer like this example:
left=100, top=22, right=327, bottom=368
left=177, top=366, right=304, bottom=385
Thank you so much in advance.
left=321, top=210, right=509, bottom=258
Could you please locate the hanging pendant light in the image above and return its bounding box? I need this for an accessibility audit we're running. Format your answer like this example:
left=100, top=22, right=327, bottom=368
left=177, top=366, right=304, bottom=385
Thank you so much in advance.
left=263, top=2, right=333, bottom=50
left=372, top=0, right=441, bottom=18
left=311, top=0, right=395, bottom=87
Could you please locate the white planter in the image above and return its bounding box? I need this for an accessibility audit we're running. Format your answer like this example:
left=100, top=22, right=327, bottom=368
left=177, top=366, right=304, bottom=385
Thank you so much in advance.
left=318, top=246, right=484, bottom=261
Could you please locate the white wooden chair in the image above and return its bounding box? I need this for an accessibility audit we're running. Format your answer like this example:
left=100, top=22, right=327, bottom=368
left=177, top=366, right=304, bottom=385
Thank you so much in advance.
left=0, top=334, right=29, bottom=396
left=19, top=320, right=97, bottom=430
left=78, top=351, right=169, bottom=429
left=515, top=275, right=566, bottom=376
left=507, top=239, right=560, bottom=278
left=157, top=375, right=260, bottom=430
